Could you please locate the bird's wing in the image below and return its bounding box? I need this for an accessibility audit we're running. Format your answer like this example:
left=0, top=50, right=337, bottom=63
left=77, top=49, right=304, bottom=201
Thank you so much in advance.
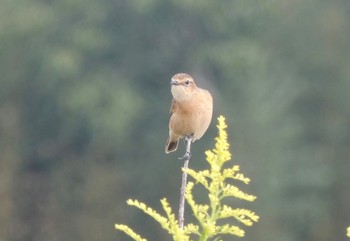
left=170, top=98, right=177, bottom=116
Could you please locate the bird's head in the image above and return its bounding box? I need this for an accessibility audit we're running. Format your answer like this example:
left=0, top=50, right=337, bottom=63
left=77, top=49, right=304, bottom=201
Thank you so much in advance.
left=170, top=73, right=197, bottom=101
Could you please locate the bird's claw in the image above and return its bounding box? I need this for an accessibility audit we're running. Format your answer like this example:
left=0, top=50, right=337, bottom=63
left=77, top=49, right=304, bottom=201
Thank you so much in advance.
left=178, top=151, right=191, bottom=161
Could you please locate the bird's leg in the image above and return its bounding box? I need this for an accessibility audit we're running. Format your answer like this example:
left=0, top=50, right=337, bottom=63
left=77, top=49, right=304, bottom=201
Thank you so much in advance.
left=184, top=136, right=192, bottom=160
left=179, top=135, right=193, bottom=161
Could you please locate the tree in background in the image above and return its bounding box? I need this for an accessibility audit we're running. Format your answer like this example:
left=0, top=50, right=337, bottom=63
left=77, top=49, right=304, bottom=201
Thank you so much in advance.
left=0, top=0, right=349, bottom=241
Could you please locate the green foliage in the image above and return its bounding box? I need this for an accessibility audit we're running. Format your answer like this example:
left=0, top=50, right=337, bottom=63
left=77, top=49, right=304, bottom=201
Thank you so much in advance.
left=115, top=116, right=259, bottom=241
left=1, top=0, right=350, bottom=241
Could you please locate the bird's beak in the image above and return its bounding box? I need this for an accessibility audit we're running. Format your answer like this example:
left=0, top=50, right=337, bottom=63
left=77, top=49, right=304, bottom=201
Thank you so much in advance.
left=170, top=79, right=179, bottom=86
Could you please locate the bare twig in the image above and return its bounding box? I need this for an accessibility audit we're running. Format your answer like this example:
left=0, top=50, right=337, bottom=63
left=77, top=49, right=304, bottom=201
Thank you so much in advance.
left=178, top=136, right=192, bottom=229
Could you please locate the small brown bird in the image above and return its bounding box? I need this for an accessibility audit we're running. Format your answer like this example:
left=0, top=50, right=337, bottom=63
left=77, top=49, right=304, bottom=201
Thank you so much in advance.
left=165, top=73, right=213, bottom=154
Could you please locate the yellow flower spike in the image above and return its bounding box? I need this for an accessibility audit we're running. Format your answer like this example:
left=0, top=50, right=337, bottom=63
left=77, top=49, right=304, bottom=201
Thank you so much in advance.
left=127, top=199, right=170, bottom=232
left=115, top=224, right=147, bottom=241
left=160, top=199, right=190, bottom=241
left=185, top=168, right=210, bottom=189
left=198, top=116, right=259, bottom=239
left=347, top=226, right=350, bottom=237
left=215, top=224, right=245, bottom=237
left=115, top=115, right=259, bottom=241
left=219, top=206, right=260, bottom=226
left=184, top=223, right=200, bottom=236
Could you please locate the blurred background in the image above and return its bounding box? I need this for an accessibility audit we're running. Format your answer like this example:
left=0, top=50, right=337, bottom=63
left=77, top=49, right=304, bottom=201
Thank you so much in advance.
left=1, top=0, right=350, bottom=240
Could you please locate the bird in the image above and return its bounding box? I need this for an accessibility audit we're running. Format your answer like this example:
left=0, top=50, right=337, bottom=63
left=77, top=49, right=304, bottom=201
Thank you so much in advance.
left=165, top=73, right=213, bottom=156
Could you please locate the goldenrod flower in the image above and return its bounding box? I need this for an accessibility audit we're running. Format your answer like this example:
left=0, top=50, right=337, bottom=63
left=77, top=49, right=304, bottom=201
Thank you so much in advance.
left=116, top=115, right=259, bottom=241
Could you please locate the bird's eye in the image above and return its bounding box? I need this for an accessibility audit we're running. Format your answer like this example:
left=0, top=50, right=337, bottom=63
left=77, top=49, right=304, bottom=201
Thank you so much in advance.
left=185, top=80, right=190, bottom=85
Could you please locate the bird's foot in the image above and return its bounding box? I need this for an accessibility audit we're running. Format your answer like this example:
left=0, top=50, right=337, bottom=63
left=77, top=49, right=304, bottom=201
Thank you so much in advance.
left=178, top=151, right=191, bottom=161
left=178, top=135, right=193, bottom=160
left=184, top=135, right=194, bottom=142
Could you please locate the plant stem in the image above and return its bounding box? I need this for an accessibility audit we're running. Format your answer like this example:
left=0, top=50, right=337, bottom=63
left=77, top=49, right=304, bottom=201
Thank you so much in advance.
left=178, top=136, right=192, bottom=229
left=199, top=232, right=208, bottom=241
left=178, top=158, right=189, bottom=229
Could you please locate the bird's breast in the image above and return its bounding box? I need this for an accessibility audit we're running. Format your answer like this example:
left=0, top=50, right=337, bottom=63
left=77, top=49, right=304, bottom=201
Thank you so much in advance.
left=170, top=89, right=213, bottom=140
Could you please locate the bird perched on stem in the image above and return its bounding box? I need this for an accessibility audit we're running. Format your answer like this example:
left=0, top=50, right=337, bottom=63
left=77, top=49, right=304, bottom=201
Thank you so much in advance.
left=165, top=73, right=213, bottom=156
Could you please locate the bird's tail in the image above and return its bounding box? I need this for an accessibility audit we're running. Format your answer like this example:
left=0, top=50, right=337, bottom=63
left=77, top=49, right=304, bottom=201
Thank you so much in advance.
left=165, top=137, right=179, bottom=154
